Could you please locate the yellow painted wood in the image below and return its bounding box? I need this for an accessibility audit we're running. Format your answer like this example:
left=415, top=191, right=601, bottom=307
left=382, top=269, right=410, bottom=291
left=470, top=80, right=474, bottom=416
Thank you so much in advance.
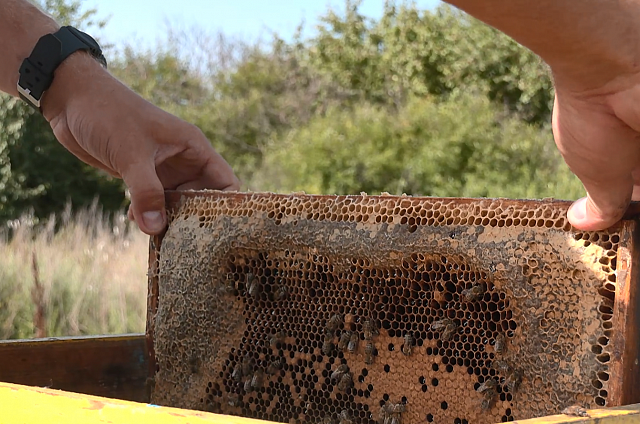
left=512, top=404, right=640, bottom=424
left=0, top=382, right=266, bottom=424
left=1, top=381, right=639, bottom=424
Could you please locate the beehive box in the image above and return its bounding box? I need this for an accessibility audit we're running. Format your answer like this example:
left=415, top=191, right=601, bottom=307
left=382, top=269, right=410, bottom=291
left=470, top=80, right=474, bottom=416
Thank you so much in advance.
left=146, top=191, right=640, bottom=424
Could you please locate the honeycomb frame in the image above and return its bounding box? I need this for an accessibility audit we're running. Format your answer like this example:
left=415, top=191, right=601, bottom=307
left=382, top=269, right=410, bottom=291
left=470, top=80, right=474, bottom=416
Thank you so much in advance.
left=147, top=191, right=640, bottom=424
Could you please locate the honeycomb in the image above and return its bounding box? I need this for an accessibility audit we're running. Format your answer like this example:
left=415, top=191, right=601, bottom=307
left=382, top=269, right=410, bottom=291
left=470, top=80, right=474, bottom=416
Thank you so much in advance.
left=147, top=191, right=640, bottom=424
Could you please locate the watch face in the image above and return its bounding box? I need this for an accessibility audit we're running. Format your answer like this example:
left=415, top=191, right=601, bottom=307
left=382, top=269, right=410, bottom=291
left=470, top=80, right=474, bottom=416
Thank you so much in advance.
left=69, top=27, right=100, bottom=50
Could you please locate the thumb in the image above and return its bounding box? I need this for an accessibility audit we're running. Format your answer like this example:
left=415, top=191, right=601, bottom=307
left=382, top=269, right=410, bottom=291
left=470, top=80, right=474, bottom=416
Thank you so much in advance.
left=567, top=178, right=633, bottom=231
left=122, top=163, right=167, bottom=235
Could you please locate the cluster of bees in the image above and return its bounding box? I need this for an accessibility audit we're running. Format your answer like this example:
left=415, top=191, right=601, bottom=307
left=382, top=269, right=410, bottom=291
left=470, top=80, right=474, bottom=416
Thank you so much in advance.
left=224, top=273, right=291, bottom=404
left=476, top=335, right=523, bottom=410
left=322, top=313, right=381, bottom=366
left=228, top=351, right=285, bottom=406
left=428, top=284, right=484, bottom=343
left=224, top=273, right=525, bottom=415
left=429, top=283, right=524, bottom=410
left=231, top=355, right=264, bottom=394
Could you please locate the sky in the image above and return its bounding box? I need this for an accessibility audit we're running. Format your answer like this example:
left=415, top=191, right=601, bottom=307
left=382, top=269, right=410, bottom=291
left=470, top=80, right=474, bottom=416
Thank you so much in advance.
left=83, top=0, right=441, bottom=49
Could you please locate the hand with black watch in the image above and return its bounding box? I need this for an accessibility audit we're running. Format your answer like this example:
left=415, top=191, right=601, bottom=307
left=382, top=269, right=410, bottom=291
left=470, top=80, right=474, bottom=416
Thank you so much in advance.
left=0, top=0, right=240, bottom=236
left=17, top=25, right=107, bottom=111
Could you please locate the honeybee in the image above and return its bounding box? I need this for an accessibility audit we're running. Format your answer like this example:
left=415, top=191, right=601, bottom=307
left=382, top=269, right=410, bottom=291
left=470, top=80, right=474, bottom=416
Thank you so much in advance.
left=561, top=405, right=589, bottom=418
left=273, top=286, right=288, bottom=301
left=494, top=333, right=506, bottom=354
left=476, top=378, right=497, bottom=393
left=338, top=331, right=352, bottom=351
left=347, top=333, right=359, bottom=353
left=392, top=404, right=406, bottom=414
left=337, top=372, right=353, bottom=391
left=379, top=403, right=394, bottom=424
left=251, top=369, right=264, bottom=389
left=247, top=273, right=259, bottom=298
left=228, top=393, right=240, bottom=407
left=481, top=389, right=497, bottom=410
left=402, top=333, right=414, bottom=356
left=243, top=377, right=253, bottom=392
left=327, top=314, right=343, bottom=333
left=505, top=368, right=522, bottom=393
left=432, top=318, right=458, bottom=341
left=231, top=363, right=243, bottom=381
left=270, top=330, right=287, bottom=348
left=431, top=318, right=453, bottom=331
left=339, top=410, right=352, bottom=424
left=241, top=355, right=254, bottom=376
left=391, top=403, right=406, bottom=424
left=266, top=358, right=284, bottom=375
left=462, top=284, right=485, bottom=302
left=322, top=339, right=335, bottom=356
left=321, top=415, right=336, bottom=424
left=331, top=364, right=349, bottom=381
left=363, top=318, right=379, bottom=340
left=491, top=359, right=512, bottom=373
left=364, top=341, right=375, bottom=364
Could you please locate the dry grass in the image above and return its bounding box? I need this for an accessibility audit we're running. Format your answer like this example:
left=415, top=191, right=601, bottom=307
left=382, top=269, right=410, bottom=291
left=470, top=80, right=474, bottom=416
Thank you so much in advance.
left=0, top=204, right=148, bottom=340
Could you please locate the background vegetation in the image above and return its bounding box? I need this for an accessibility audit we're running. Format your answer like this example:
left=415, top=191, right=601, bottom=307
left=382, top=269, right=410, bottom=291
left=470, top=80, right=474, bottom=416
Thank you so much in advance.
left=0, top=0, right=585, bottom=338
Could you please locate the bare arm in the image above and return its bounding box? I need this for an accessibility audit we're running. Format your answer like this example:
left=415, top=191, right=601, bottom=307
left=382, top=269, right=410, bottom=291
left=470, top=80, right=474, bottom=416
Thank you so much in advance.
left=0, top=0, right=59, bottom=97
left=446, top=1, right=640, bottom=90
left=0, top=0, right=239, bottom=235
left=447, top=0, right=640, bottom=231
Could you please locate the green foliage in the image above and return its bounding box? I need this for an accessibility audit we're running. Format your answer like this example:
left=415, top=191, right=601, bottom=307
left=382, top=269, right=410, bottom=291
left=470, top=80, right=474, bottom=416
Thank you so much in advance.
left=256, top=92, right=583, bottom=199
left=0, top=1, right=122, bottom=224
left=306, top=2, right=553, bottom=123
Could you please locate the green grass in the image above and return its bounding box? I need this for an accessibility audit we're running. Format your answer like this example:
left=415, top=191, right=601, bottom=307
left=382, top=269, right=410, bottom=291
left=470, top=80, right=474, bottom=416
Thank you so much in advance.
left=0, top=205, right=148, bottom=340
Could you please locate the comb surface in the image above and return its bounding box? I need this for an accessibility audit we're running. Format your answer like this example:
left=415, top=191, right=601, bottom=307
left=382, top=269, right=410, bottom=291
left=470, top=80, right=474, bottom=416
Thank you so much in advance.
left=147, top=191, right=640, bottom=424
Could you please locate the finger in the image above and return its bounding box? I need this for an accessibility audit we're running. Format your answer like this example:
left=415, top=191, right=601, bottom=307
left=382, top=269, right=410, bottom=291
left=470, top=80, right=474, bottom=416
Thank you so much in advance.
left=175, top=156, right=241, bottom=191
left=564, top=156, right=635, bottom=231
left=552, top=98, right=637, bottom=230
left=121, top=162, right=166, bottom=235
left=568, top=188, right=632, bottom=231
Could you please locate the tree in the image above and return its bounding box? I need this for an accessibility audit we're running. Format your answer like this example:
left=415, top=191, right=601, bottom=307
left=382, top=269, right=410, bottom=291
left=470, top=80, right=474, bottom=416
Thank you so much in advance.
left=305, top=1, right=553, bottom=123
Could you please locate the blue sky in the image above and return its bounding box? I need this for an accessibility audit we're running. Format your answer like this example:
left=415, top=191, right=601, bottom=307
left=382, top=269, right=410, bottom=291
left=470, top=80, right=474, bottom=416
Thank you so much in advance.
left=83, top=0, right=441, bottom=48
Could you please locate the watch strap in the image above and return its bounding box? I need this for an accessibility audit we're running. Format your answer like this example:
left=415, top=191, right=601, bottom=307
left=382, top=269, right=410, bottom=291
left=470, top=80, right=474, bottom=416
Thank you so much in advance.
left=17, top=26, right=107, bottom=112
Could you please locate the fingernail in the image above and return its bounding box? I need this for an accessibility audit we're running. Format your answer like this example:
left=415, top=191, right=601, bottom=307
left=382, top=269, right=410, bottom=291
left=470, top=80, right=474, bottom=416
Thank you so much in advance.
left=142, top=211, right=165, bottom=233
left=568, top=198, right=586, bottom=221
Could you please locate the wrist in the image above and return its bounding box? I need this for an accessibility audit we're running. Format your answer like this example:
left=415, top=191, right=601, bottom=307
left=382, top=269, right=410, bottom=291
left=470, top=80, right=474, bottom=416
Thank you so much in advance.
left=40, top=50, right=107, bottom=122
left=0, top=0, right=59, bottom=96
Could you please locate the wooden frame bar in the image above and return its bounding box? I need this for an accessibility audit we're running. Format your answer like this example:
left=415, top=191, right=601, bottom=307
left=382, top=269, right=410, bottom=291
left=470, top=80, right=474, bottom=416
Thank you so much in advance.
left=0, top=334, right=148, bottom=402
left=610, top=222, right=640, bottom=404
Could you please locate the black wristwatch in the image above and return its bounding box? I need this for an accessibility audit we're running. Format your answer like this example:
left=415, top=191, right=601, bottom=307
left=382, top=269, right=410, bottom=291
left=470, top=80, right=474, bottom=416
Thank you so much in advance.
left=17, top=26, right=107, bottom=112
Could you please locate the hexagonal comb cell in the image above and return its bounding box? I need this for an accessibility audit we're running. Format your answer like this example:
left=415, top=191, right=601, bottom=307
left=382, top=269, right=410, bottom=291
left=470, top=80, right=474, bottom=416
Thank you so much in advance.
left=147, top=191, right=640, bottom=424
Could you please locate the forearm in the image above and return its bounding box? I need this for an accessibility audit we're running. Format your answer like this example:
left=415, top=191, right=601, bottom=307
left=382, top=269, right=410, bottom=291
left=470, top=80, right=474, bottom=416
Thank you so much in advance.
left=446, top=0, right=640, bottom=90
left=0, top=0, right=60, bottom=96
